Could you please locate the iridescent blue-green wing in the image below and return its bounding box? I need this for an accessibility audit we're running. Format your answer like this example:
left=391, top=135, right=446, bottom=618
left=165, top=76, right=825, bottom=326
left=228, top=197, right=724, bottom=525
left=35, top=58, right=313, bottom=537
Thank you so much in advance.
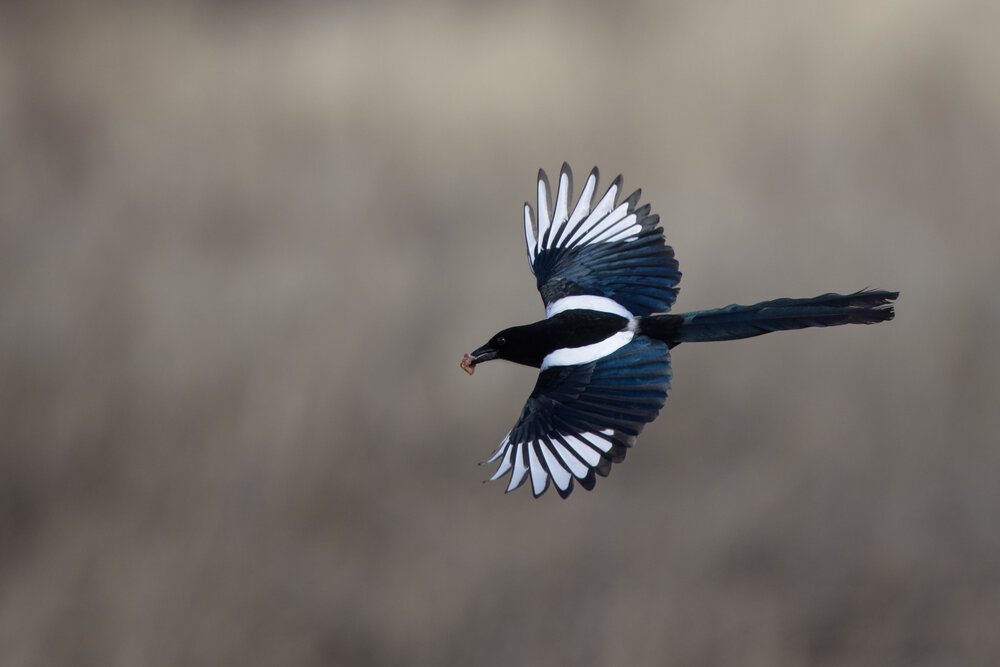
left=484, top=337, right=671, bottom=499
left=524, top=164, right=681, bottom=318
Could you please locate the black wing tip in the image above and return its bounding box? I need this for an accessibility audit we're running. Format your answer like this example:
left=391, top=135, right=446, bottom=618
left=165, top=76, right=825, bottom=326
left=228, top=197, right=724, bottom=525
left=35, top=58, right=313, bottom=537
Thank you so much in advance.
left=606, top=444, right=628, bottom=464
left=622, top=188, right=642, bottom=213
left=560, top=164, right=574, bottom=210
left=610, top=173, right=624, bottom=198
left=537, top=168, right=551, bottom=193
left=595, top=457, right=612, bottom=477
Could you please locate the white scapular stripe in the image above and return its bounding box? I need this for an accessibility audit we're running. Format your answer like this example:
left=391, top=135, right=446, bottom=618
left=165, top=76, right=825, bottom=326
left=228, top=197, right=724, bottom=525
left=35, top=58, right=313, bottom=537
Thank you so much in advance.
left=541, top=330, right=634, bottom=370
left=546, top=294, right=634, bottom=319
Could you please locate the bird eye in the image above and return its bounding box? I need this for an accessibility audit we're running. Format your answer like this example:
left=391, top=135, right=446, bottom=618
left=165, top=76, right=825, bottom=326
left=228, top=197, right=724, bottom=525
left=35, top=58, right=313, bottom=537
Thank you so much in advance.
left=496, top=336, right=506, bottom=346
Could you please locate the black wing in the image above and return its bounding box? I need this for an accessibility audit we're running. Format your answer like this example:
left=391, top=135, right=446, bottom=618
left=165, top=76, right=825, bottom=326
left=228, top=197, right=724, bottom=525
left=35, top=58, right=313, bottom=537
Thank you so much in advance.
left=524, top=164, right=681, bottom=317
left=485, top=337, right=672, bottom=498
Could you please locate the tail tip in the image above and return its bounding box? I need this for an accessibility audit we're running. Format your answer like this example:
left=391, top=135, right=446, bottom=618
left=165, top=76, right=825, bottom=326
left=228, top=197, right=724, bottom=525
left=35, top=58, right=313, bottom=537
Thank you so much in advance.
left=852, top=288, right=897, bottom=324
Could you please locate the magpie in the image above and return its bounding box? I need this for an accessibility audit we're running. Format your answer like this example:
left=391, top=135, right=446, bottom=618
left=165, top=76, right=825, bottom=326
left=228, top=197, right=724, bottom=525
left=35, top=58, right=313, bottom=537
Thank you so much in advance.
left=462, top=164, right=897, bottom=499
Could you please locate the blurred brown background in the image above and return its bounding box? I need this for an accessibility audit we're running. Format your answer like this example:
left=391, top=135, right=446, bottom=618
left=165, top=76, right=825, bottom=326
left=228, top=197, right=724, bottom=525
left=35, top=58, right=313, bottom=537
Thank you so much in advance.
left=1, top=1, right=998, bottom=665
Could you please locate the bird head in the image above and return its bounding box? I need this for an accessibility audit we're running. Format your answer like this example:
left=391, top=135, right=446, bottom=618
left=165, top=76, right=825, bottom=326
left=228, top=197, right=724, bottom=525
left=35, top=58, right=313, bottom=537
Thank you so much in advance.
left=461, top=325, right=541, bottom=375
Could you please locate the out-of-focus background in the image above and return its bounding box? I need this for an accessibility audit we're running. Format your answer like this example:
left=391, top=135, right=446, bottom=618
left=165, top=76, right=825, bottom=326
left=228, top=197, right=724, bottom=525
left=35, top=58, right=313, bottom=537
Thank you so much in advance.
left=1, top=1, right=998, bottom=665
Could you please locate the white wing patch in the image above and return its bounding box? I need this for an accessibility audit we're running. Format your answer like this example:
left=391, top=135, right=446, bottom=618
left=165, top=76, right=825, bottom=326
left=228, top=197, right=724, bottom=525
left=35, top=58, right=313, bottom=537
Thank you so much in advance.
left=528, top=445, right=547, bottom=496
left=536, top=175, right=551, bottom=247
left=540, top=330, right=635, bottom=370
left=523, top=203, right=536, bottom=266
left=525, top=164, right=643, bottom=271
left=558, top=434, right=603, bottom=467
left=550, top=437, right=591, bottom=477
left=488, top=430, right=617, bottom=497
left=561, top=169, right=598, bottom=245
left=508, top=444, right=530, bottom=492
left=539, top=444, right=571, bottom=491
left=550, top=169, right=571, bottom=244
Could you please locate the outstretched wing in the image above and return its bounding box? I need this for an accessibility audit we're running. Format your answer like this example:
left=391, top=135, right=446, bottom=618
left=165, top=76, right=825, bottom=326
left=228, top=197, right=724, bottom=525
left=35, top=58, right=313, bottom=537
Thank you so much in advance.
left=485, top=337, right=671, bottom=498
left=524, top=164, right=681, bottom=318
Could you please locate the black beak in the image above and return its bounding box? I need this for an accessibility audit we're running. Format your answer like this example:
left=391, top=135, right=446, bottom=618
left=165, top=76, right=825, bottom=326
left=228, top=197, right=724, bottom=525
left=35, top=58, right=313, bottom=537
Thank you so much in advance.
left=469, top=344, right=498, bottom=365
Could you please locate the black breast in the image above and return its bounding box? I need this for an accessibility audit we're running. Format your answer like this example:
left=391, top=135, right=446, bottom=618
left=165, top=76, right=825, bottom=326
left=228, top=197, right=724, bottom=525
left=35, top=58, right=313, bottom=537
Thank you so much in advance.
left=542, top=310, right=630, bottom=349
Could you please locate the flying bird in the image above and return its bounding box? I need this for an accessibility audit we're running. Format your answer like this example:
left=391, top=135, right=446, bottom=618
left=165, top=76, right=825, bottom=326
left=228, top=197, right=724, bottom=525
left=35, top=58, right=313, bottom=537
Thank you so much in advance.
left=462, top=164, right=897, bottom=499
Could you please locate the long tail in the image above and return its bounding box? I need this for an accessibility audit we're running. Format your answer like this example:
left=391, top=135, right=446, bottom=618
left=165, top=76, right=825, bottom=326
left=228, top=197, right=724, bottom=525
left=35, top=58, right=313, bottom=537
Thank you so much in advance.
left=640, top=289, right=898, bottom=347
